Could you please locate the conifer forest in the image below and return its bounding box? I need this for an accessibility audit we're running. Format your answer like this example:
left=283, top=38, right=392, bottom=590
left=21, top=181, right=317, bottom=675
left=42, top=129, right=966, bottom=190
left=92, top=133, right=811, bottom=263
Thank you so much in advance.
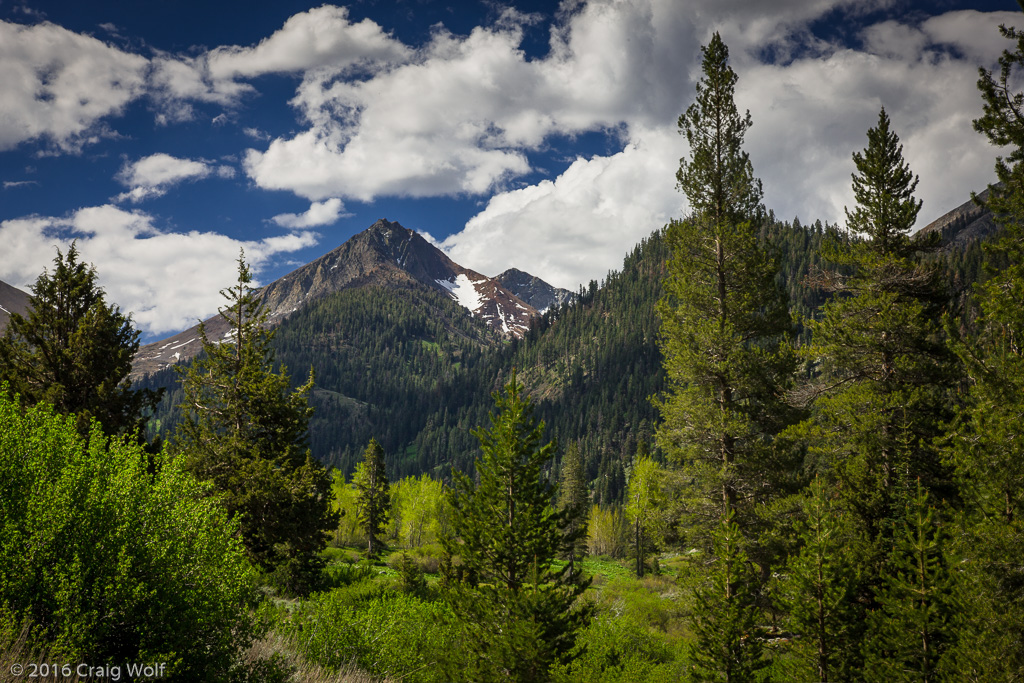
left=5, top=23, right=1024, bottom=683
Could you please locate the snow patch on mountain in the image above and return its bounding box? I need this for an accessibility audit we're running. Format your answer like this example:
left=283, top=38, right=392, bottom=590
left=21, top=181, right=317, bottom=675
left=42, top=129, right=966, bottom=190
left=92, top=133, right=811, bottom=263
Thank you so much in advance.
left=436, top=274, right=484, bottom=312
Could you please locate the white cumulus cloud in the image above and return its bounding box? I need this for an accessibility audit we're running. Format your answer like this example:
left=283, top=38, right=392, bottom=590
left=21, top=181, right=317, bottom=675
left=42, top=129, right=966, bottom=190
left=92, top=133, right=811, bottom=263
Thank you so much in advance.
left=271, top=198, right=348, bottom=229
left=206, top=5, right=410, bottom=80
left=441, top=126, right=680, bottom=290
left=0, top=20, right=147, bottom=152
left=437, top=1, right=1011, bottom=290
left=0, top=205, right=317, bottom=336
left=148, top=5, right=410, bottom=116
left=243, top=0, right=694, bottom=201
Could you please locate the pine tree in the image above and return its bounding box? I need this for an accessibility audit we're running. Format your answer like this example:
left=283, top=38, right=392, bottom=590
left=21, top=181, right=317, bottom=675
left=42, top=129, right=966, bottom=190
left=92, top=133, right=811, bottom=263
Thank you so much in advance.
left=803, top=108, right=957, bottom=565
left=354, top=437, right=390, bottom=558
left=775, top=477, right=860, bottom=682
left=442, top=374, right=591, bottom=681
left=688, top=512, right=770, bottom=683
left=974, top=15, right=1024, bottom=226
left=557, top=440, right=590, bottom=579
left=846, top=108, right=923, bottom=259
left=657, top=32, right=796, bottom=555
left=863, top=483, right=957, bottom=683
left=0, top=243, right=160, bottom=439
left=173, top=252, right=337, bottom=594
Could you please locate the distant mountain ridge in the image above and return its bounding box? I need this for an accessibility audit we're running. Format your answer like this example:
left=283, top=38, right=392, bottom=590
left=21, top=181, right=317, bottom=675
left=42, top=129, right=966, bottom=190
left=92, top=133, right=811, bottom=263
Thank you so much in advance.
left=132, top=219, right=564, bottom=377
left=0, top=279, right=31, bottom=335
left=496, top=268, right=575, bottom=313
left=916, top=188, right=999, bottom=247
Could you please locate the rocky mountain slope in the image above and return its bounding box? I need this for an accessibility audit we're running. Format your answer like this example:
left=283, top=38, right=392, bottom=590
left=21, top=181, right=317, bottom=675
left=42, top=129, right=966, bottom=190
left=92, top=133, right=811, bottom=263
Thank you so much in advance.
left=0, top=279, right=31, bottom=335
left=496, top=268, right=575, bottom=313
left=916, top=188, right=998, bottom=247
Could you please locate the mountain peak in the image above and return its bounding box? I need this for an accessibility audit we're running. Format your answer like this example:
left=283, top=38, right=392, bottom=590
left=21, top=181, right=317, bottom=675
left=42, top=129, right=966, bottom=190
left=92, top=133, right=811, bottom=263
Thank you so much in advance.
left=496, top=268, right=575, bottom=313
left=132, top=219, right=541, bottom=377
left=365, top=218, right=410, bottom=238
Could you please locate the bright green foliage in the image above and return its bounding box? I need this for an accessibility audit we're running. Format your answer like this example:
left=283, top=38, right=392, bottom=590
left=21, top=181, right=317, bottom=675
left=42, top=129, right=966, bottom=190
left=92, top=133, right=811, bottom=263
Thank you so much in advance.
left=802, top=109, right=956, bottom=564
left=863, top=483, right=957, bottom=683
left=392, top=473, right=447, bottom=547
left=558, top=441, right=591, bottom=577
left=288, top=586, right=457, bottom=683
left=587, top=504, right=629, bottom=558
left=0, top=244, right=160, bottom=438
left=775, top=477, right=860, bottom=682
left=173, top=254, right=336, bottom=593
left=688, top=512, right=770, bottom=683
left=625, top=454, right=663, bottom=578
left=553, top=615, right=686, bottom=683
left=329, top=469, right=366, bottom=546
left=443, top=374, right=592, bottom=681
left=658, top=32, right=797, bottom=549
left=0, top=388, right=257, bottom=680
left=354, top=437, right=390, bottom=558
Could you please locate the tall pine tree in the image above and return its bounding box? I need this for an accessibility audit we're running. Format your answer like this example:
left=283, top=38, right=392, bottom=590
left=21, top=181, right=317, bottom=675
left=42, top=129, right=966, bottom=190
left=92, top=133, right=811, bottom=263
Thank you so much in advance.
left=657, top=31, right=797, bottom=557
left=354, top=437, right=390, bottom=558
left=173, top=253, right=337, bottom=595
left=557, top=440, right=590, bottom=579
left=0, top=244, right=160, bottom=439
left=442, top=374, right=591, bottom=682
left=802, top=108, right=957, bottom=569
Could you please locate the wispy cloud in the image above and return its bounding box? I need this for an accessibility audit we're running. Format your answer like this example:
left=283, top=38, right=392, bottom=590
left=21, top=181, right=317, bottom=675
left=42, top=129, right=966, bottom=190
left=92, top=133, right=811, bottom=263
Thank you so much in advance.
left=3, top=180, right=39, bottom=190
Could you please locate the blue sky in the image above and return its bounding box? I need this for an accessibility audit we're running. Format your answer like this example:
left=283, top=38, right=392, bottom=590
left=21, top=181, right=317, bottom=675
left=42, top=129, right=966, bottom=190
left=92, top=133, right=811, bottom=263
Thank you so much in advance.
left=0, top=0, right=1020, bottom=341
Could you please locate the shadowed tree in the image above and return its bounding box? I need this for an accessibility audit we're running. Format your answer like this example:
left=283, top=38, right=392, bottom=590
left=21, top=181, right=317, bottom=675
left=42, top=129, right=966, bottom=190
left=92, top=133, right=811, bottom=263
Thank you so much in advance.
left=174, top=252, right=337, bottom=595
left=0, top=243, right=161, bottom=439
left=354, top=437, right=391, bottom=558
left=557, top=440, right=590, bottom=578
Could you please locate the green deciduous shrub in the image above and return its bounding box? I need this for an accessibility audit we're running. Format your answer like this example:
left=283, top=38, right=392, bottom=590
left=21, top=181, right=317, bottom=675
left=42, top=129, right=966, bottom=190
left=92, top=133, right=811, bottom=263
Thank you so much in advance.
left=0, top=389, right=258, bottom=680
left=553, top=615, right=686, bottom=682
left=287, top=587, right=456, bottom=682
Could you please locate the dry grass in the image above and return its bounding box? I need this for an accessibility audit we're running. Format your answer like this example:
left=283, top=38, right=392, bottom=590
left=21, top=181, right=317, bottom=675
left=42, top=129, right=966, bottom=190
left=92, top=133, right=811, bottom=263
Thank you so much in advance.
left=238, top=630, right=377, bottom=683
left=0, top=624, right=84, bottom=682
left=0, top=624, right=377, bottom=683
